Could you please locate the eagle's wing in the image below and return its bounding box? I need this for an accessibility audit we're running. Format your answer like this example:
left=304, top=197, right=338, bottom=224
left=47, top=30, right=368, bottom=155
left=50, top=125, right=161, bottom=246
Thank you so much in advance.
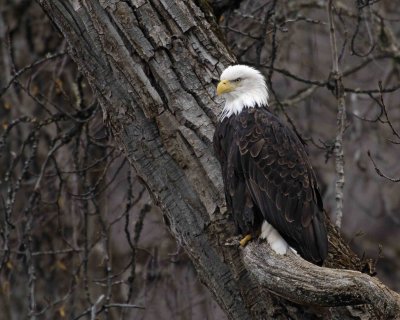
left=237, top=108, right=328, bottom=264
left=214, top=118, right=262, bottom=234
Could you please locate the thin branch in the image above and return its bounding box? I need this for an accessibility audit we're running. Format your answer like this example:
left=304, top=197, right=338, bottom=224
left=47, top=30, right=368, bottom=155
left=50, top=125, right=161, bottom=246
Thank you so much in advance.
left=0, top=52, right=66, bottom=98
left=327, top=0, right=346, bottom=229
left=367, top=151, right=400, bottom=182
left=104, top=303, right=145, bottom=310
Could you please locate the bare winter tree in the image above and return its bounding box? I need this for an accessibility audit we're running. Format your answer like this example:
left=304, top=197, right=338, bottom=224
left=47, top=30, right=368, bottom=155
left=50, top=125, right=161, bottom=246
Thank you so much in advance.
left=2, top=0, right=400, bottom=319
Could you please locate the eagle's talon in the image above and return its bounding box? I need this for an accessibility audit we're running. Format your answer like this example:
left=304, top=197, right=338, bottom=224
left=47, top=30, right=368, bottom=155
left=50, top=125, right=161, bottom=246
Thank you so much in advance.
left=239, top=234, right=252, bottom=247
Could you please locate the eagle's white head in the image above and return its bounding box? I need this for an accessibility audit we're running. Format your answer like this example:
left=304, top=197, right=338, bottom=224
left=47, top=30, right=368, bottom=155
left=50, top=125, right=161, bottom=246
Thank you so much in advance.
left=217, top=65, right=269, bottom=120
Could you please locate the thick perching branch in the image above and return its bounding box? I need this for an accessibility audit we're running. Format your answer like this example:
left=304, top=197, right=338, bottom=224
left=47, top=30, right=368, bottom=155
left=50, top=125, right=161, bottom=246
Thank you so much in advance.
left=243, top=243, right=400, bottom=319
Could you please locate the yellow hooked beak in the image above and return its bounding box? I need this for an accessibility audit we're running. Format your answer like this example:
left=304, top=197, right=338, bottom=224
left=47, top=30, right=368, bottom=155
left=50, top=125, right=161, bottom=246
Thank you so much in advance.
left=217, top=80, right=235, bottom=95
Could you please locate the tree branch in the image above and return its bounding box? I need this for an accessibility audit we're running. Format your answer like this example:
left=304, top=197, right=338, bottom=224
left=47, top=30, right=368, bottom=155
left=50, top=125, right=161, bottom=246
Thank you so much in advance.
left=327, top=0, right=346, bottom=229
left=243, top=242, right=400, bottom=319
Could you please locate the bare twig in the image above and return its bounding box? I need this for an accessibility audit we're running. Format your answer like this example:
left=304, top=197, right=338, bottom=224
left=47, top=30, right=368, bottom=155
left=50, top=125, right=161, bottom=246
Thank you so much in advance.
left=368, top=151, right=400, bottom=182
left=0, top=52, right=66, bottom=98
left=91, top=295, right=105, bottom=320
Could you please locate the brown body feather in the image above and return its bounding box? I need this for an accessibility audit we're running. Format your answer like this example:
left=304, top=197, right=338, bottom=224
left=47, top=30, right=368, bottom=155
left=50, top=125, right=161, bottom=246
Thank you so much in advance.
left=214, top=106, right=328, bottom=264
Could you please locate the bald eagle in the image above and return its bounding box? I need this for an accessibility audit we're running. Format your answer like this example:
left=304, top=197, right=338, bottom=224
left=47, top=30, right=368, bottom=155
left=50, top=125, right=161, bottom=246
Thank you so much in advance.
left=213, top=65, right=328, bottom=265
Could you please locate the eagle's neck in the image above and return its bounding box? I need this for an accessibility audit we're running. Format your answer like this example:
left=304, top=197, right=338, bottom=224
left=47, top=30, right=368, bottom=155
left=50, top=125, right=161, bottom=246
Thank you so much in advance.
left=220, top=86, right=268, bottom=120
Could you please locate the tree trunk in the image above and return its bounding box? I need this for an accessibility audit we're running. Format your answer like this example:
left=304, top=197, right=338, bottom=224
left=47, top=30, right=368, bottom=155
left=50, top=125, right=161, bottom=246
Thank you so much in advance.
left=37, top=1, right=400, bottom=319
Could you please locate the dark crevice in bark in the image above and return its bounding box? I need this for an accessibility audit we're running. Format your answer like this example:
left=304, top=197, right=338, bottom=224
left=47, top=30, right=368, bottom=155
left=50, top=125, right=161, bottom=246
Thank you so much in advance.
left=148, top=0, right=178, bottom=38
left=107, top=4, right=171, bottom=108
left=205, top=0, right=243, bottom=19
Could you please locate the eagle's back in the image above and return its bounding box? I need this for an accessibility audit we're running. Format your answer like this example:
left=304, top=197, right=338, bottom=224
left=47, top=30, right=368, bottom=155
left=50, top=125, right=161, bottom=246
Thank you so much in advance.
left=213, top=106, right=328, bottom=264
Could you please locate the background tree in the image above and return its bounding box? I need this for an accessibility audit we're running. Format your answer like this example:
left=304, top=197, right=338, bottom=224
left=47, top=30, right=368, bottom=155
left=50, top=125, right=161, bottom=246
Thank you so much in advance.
left=1, top=0, right=400, bottom=319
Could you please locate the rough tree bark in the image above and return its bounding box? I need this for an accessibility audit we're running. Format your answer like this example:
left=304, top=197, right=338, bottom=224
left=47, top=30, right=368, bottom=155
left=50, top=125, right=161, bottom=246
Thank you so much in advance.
left=37, top=1, right=400, bottom=319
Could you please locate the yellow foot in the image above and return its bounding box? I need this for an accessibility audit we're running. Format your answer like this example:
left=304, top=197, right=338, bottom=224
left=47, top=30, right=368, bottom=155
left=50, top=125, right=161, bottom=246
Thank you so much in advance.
left=239, top=234, right=252, bottom=247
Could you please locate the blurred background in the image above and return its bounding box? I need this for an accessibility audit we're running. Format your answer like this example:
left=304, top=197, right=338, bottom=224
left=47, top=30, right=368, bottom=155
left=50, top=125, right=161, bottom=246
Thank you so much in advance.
left=0, top=0, right=399, bottom=319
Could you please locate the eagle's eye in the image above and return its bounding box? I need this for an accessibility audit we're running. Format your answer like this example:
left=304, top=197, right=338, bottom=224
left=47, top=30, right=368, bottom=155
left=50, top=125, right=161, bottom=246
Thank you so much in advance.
left=233, top=77, right=242, bottom=82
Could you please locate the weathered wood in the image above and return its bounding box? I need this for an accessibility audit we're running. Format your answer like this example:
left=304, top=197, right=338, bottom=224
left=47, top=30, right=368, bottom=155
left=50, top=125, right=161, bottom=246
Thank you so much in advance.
left=244, top=243, right=400, bottom=319
left=38, top=1, right=400, bottom=319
